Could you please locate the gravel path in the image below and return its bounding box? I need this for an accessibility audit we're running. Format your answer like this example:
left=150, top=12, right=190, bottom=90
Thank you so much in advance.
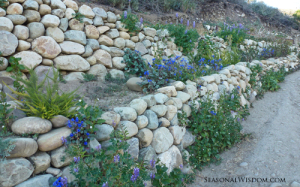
left=189, top=71, right=300, bottom=187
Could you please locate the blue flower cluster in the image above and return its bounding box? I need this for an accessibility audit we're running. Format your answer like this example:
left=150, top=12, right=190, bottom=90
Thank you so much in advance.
left=260, top=48, right=275, bottom=58
left=52, top=177, right=68, bottom=187
left=114, top=154, right=120, bottom=163
left=130, top=168, right=140, bottom=182
left=210, top=111, right=217, bottom=115
left=66, top=117, right=90, bottom=146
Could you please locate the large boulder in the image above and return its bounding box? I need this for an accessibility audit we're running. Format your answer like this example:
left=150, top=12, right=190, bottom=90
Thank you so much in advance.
left=64, top=30, right=86, bottom=45
left=27, top=22, right=45, bottom=39
left=46, top=27, right=64, bottom=43
left=79, top=5, right=94, bottom=19
left=151, top=127, right=173, bottom=153
left=0, top=17, right=14, bottom=32
left=50, top=146, right=72, bottom=168
left=41, top=14, right=60, bottom=27
left=92, top=7, right=107, bottom=19
left=144, top=110, right=159, bottom=130
left=135, top=42, right=148, bottom=56
left=100, top=111, right=121, bottom=126
left=0, top=31, right=18, bottom=56
left=15, top=174, right=53, bottom=187
left=32, top=36, right=61, bottom=58
left=114, top=107, right=137, bottom=121
left=87, top=64, right=107, bottom=81
left=117, top=121, right=138, bottom=138
left=54, top=55, right=90, bottom=71
left=59, top=41, right=85, bottom=54
left=92, top=49, right=112, bottom=68
left=95, top=124, right=114, bottom=141
left=28, top=152, right=51, bottom=174
left=0, top=158, right=34, bottom=187
left=157, top=145, right=183, bottom=173
left=13, top=51, right=42, bottom=72
left=129, top=99, right=147, bottom=115
left=126, top=77, right=143, bottom=92
left=37, top=127, right=71, bottom=151
left=6, top=15, right=27, bottom=25
left=6, top=138, right=38, bottom=158
left=11, top=117, right=52, bottom=135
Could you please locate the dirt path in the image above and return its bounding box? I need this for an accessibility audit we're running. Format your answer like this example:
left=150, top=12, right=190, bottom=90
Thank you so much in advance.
left=189, top=71, right=300, bottom=187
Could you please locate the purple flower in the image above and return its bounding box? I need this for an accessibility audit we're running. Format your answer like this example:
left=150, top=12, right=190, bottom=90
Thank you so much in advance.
left=184, top=30, right=187, bottom=34
left=124, top=11, right=127, bottom=19
left=176, top=13, right=178, bottom=18
left=150, top=159, right=155, bottom=168
left=74, top=167, right=79, bottom=173
left=193, top=21, right=195, bottom=28
left=130, top=168, right=140, bottom=182
left=61, top=136, right=67, bottom=144
left=179, top=164, right=183, bottom=169
left=140, top=17, right=143, bottom=25
left=102, top=182, right=108, bottom=187
left=237, top=118, right=240, bottom=122
left=114, top=154, right=120, bottom=163
left=96, top=144, right=102, bottom=150
left=74, top=157, right=80, bottom=164
left=231, top=95, right=234, bottom=99
left=237, top=86, right=240, bottom=90
left=187, top=20, right=189, bottom=27
left=180, top=18, right=183, bottom=24
left=150, top=172, right=155, bottom=179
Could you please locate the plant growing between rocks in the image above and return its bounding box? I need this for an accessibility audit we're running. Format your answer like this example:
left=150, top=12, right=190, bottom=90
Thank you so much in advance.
left=0, top=138, right=15, bottom=161
left=72, top=12, right=85, bottom=23
left=0, top=92, right=14, bottom=136
left=120, top=11, right=140, bottom=34
left=3, top=67, right=79, bottom=119
left=122, top=49, right=146, bottom=76
left=82, top=73, right=97, bottom=82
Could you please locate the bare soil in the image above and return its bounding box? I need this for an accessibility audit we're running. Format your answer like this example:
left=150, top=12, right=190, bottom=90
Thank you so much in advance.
left=189, top=71, right=300, bottom=187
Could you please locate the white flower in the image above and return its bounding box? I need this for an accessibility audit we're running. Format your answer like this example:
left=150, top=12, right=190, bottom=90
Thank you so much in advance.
left=79, top=99, right=82, bottom=102
left=90, top=126, right=92, bottom=129
left=97, top=98, right=100, bottom=101
left=2, top=126, right=4, bottom=128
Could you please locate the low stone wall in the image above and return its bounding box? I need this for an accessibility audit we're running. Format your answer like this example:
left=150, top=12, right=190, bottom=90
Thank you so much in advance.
left=1, top=53, right=298, bottom=186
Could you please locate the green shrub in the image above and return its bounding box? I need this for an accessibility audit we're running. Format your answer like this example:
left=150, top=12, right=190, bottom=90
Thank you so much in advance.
left=120, top=11, right=140, bottom=33
left=4, top=67, right=78, bottom=120
left=0, top=138, right=15, bottom=161
left=72, top=12, right=85, bottom=23
left=240, top=47, right=259, bottom=62
left=82, top=73, right=97, bottom=82
left=0, top=92, right=14, bottom=135
left=60, top=128, right=193, bottom=187
left=165, top=24, right=199, bottom=54
left=122, top=49, right=146, bottom=76
left=214, top=23, right=249, bottom=47
left=261, top=67, right=286, bottom=91
left=185, top=87, right=249, bottom=169
left=191, top=36, right=216, bottom=61
left=219, top=46, right=241, bottom=66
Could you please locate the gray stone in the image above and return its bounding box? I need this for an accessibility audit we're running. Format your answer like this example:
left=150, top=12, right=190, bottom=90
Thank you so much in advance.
left=51, top=9, right=64, bottom=18
left=0, top=31, right=18, bottom=56
left=144, top=110, right=159, bottom=130
left=33, top=65, right=57, bottom=83
left=88, top=138, right=101, bottom=150
left=239, top=162, right=248, bottom=167
left=157, top=145, right=182, bottom=173
left=92, top=7, right=107, bottom=20
left=137, top=128, right=153, bottom=147
left=95, top=124, right=114, bottom=141
left=54, top=55, right=90, bottom=71
left=13, top=25, right=29, bottom=40
left=59, top=18, right=68, bottom=31
left=93, top=16, right=103, bottom=26
left=108, top=47, right=124, bottom=57
left=164, top=105, right=177, bottom=121
left=0, top=17, right=14, bottom=32
left=105, top=29, right=119, bottom=39
left=126, top=77, right=143, bottom=92
left=50, top=115, right=69, bottom=128
left=27, top=22, right=45, bottom=39
left=176, top=91, right=191, bottom=103
left=151, top=127, right=174, bottom=153
left=138, top=145, right=157, bottom=166
left=46, top=27, right=64, bottom=43
left=129, top=99, right=148, bottom=115
left=291, top=181, right=300, bottom=187
left=107, top=11, right=116, bottom=23
left=15, top=174, right=53, bottom=187
left=50, top=0, right=66, bottom=11
left=82, top=45, right=93, bottom=57
left=61, top=166, right=76, bottom=183
left=154, top=93, right=168, bottom=104
left=0, top=158, right=34, bottom=187
left=5, top=138, right=38, bottom=158
left=135, top=115, right=148, bottom=129
left=11, top=117, right=52, bottom=135
left=78, top=5, right=94, bottom=19
left=59, top=41, right=85, bottom=54
left=143, top=27, right=156, bottom=37
left=28, top=152, right=51, bottom=174
left=126, top=137, right=139, bottom=160
left=32, top=36, right=61, bottom=58
left=112, top=57, right=125, bottom=70
left=0, top=57, right=8, bottom=70
left=63, top=72, right=84, bottom=82
left=168, top=126, right=186, bottom=145
left=46, top=167, right=61, bottom=176
left=37, top=127, right=71, bottom=151
left=50, top=146, right=72, bottom=168
left=41, top=14, right=60, bottom=27
left=150, top=105, right=167, bottom=117
left=87, top=39, right=100, bottom=51
left=6, top=15, right=27, bottom=25
left=23, top=10, right=41, bottom=22
left=114, top=107, right=137, bottom=121
left=114, top=37, right=125, bottom=49
left=117, top=121, right=138, bottom=138
left=92, top=49, right=112, bottom=68
left=64, top=30, right=86, bottom=45
left=135, top=42, right=148, bottom=55
left=100, top=111, right=121, bottom=127
left=141, top=95, right=156, bottom=107
left=182, top=130, right=195, bottom=148
left=14, top=51, right=42, bottom=72
left=87, top=64, right=107, bottom=81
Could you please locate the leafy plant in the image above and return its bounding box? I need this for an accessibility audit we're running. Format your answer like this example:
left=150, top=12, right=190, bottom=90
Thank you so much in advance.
left=185, top=87, right=249, bottom=169
left=0, top=92, right=14, bottom=135
left=122, top=49, right=147, bottom=76
left=0, top=51, right=3, bottom=66
left=72, top=12, right=85, bottom=23
left=0, top=138, right=15, bottom=161
left=82, top=73, right=97, bottom=82
left=261, top=67, right=286, bottom=91
left=219, top=46, right=241, bottom=66
left=165, top=24, right=199, bottom=54
left=3, top=67, right=78, bottom=120
left=120, top=11, right=140, bottom=33
left=6, top=57, right=27, bottom=96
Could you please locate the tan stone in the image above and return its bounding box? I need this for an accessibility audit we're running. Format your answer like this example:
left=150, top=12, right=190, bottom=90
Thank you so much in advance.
left=92, top=49, right=112, bottom=68
left=17, top=40, right=31, bottom=51
left=97, top=26, right=110, bottom=34
left=85, top=25, right=99, bottom=39
left=7, top=3, right=23, bottom=15
left=32, top=36, right=61, bottom=58
left=39, top=4, right=51, bottom=15
left=69, top=18, right=84, bottom=31
left=13, top=51, right=42, bottom=72
left=119, top=31, right=130, bottom=39
left=63, top=0, right=78, bottom=10
left=98, top=35, right=113, bottom=46
left=13, top=25, right=29, bottom=40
